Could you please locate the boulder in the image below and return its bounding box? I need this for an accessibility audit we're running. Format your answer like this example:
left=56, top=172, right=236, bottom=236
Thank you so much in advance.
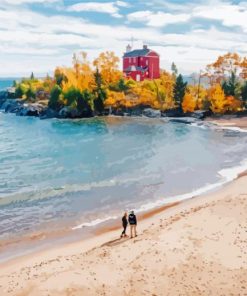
left=58, top=106, right=81, bottom=118
left=1, top=99, right=22, bottom=113
left=169, top=117, right=197, bottom=124
left=17, top=103, right=45, bottom=117
left=190, top=110, right=211, bottom=119
left=161, top=108, right=183, bottom=117
left=39, top=107, right=59, bottom=119
left=143, top=108, right=161, bottom=118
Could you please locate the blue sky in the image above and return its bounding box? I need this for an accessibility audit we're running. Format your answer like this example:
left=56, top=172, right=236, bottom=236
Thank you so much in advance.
left=0, top=0, right=246, bottom=76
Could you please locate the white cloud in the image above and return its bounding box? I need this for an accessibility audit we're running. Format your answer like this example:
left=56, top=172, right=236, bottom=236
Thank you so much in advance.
left=193, top=1, right=247, bottom=32
left=127, top=10, right=190, bottom=27
left=67, top=1, right=123, bottom=18
left=2, top=0, right=58, bottom=4
left=0, top=0, right=247, bottom=76
left=116, top=1, right=130, bottom=8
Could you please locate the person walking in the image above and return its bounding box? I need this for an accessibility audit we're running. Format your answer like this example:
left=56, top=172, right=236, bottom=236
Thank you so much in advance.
left=120, top=212, right=128, bottom=238
left=128, top=211, right=137, bottom=238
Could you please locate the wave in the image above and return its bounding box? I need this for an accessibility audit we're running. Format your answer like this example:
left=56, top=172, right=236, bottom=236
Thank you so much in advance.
left=0, top=174, right=159, bottom=206
left=71, top=158, right=247, bottom=230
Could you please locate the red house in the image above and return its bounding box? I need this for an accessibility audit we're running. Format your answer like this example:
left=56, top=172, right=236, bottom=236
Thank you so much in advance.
left=123, top=45, right=160, bottom=81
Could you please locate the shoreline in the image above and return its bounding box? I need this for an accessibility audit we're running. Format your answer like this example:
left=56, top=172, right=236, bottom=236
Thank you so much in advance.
left=1, top=171, right=247, bottom=295
left=1, top=115, right=247, bottom=265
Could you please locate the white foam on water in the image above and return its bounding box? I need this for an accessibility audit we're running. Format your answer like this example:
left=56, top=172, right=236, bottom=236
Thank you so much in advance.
left=72, top=158, right=247, bottom=230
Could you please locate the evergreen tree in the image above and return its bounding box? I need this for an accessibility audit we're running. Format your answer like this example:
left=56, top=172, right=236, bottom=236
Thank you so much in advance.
left=30, top=72, right=34, bottom=80
left=171, top=62, right=178, bottom=77
left=49, top=85, right=63, bottom=110
left=173, top=74, right=187, bottom=108
left=222, top=71, right=241, bottom=98
left=77, top=90, right=93, bottom=116
left=93, top=69, right=107, bottom=114
left=241, top=81, right=247, bottom=107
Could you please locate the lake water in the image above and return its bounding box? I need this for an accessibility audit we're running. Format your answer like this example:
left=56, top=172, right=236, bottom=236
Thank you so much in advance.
left=1, top=77, right=247, bottom=259
left=1, top=112, right=247, bottom=248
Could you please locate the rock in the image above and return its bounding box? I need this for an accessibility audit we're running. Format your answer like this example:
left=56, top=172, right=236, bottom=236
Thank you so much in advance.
left=143, top=108, right=161, bottom=118
left=58, top=106, right=81, bottom=118
left=1, top=99, right=22, bottom=113
left=169, top=117, right=198, bottom=124
left=190, top=110, right=211, bottom=119
left=17, top=103, right=46, bottom=117
left=39, top=108, right=59, bottom=119
left=161, top=108, right=183, bottom=117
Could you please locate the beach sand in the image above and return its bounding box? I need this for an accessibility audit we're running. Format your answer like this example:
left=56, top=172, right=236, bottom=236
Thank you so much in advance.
left=206, top=116, right=247, bottom=129
left=0, top=173, right=247, bottom=295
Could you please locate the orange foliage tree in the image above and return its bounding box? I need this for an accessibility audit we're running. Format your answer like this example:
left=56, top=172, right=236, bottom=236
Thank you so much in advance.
left=182, top=93, right=196, bottom=113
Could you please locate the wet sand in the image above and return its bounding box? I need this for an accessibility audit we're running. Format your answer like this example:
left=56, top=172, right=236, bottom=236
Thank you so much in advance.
left=0, top=174, right=247, bottom=295
left=206, top=116, right=247, bottom=129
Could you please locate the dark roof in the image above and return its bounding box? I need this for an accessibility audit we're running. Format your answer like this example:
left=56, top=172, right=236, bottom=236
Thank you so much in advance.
left=124, top=66, right=148, bottom=72
left=123, top=48, right=151, bottom=58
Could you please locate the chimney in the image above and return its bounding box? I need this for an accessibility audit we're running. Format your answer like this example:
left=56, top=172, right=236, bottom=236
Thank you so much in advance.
left=143, top=45, right=148, bottom=49
left=126, top=44, right=132, bottom=53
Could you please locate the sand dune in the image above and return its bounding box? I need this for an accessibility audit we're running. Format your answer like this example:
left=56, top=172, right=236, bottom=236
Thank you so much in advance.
left=1, top=176, right=247, bottom=295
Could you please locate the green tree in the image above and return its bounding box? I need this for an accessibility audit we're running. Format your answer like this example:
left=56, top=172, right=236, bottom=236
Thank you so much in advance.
left=77, top=89, right=93, bottom=116
left=241, top=81, right=247, bottom=107
left=171, top=62, right=178, bottom=77
left=30, top=72, right=34, bottom=80
left=64, top=87, right=81, bottom=106
left=93, top=69, right=107, bottom=114
left=49, top=85, right=63, bottom=110
left=26, top=86, right=36, bottom=100
left=222, top=71, right=241, bottom=98
left=173, top=74, right=187, bottom=108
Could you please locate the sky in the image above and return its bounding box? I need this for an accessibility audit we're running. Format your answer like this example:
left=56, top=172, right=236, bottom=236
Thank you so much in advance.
left=0, top=0, right=246, bottom=77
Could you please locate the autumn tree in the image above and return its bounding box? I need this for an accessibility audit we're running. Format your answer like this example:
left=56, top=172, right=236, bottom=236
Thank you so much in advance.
left=173, top=74, right=187, bottom=108
left=209, top=84, right=227, bottom=113
left=93, top=51, right=121, bottom=86
left=205, top=53, right=241, bottom=85
left=182, top=92, right=196, bottom=113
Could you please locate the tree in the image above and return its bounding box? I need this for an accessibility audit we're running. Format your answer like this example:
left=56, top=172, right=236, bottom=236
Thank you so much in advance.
left=30, top=72, right=34, bottom=80
left=182, top=93, right=196, bottom=113
left=93, top=68, right=107, bottom=114
left=93, top=51, right=121, bottom=86
left=205, top=52, right=242, bottom=85
left=209, top=84, right=227, bottom=114
left=222, top=71, right=241, bottom=98
left=173, top=74, right=187, bottom=108
left=241, top=81, right=247, bottom=107
left=171, top=62, right=178, bottom=77
left=49, top=85, right=63, bottom=110
left=26, top=85, right=36, bottom=100
left=64, top=87, right=82, bottom=106
left=77, top=89, right=93, bottom=116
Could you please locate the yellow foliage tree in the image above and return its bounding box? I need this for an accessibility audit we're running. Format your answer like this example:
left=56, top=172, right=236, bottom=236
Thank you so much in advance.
left=60, top=52, right=94, bottom=92
left=209, top=84, right=227, bottom=113
left=182, top=93, right=196, bottom=113
left=93, top=51, right=121, bottom=86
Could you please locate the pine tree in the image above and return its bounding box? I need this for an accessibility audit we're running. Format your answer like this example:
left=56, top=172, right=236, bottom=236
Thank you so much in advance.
left=173, top=74, right=187, bottom=108
left=241, top=81, right=247, bottom=107
left=222, top=71, right=241, bottom=98
left=171, top=62, right=178, bottom=77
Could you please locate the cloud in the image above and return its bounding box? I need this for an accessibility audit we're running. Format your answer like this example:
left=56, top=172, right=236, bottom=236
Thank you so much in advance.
left=127, top=10, right=190, bottom=27
left=0, top=0, right=247, bottom=76
left=67, top=1, right=123, bottom=18
left=2, top=0, right=58, bottom=4
left=193, top=1, right=247, bottom=32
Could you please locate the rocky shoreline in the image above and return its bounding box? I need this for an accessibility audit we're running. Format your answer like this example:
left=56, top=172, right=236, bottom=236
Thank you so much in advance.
left=1, top=90, right=246, bottom=121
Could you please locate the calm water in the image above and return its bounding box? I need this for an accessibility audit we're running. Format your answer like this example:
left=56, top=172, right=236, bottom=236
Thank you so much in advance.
left=1, top=112, right=247, bottom=246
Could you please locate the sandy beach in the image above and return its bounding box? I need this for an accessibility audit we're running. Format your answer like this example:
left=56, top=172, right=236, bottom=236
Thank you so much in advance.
left=1, top=171, right=247, bottom=295
left=206, top=116, right=247, bottom=129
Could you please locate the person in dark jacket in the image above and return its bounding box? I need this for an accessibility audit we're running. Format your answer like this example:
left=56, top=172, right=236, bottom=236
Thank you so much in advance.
left=128, top=211, right=137, bottom=238
left=120, top=212, right=128, bottom=238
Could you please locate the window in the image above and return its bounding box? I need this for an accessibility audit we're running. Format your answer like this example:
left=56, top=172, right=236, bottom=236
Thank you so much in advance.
left=133, top=57, right=136, bottom=63
left=146, top=60, right=148, bottom=66
left=129, top=58, right=131, bottom=63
